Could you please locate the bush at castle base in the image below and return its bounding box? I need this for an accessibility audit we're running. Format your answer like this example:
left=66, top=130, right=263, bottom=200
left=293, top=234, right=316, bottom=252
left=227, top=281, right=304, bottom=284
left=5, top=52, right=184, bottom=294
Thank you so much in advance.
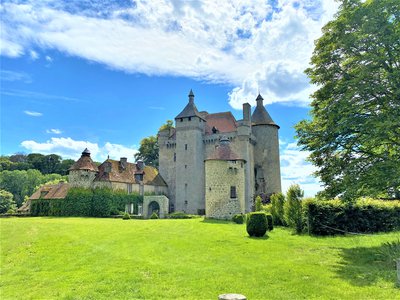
left=305, top=198, right=400, bottom=235
left=246, top=212, right=268, bottom=237
left=266, top=214, right=274, bottom=231
left=150, top=212, right=159, bottom=219
left=232, top=214, right=245, bottom=224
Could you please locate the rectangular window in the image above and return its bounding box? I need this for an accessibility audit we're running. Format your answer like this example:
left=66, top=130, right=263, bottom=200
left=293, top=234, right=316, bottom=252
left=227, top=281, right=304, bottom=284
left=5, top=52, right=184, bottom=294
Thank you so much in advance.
left=185, top=144, right=188, bottom=150
left=127, top=184, right=132, bottom=194
left=188, top=117, right=191, bottom=121
left=230, top=186, right=237, bottom=198
left=174, top=153, right=176, bottom=162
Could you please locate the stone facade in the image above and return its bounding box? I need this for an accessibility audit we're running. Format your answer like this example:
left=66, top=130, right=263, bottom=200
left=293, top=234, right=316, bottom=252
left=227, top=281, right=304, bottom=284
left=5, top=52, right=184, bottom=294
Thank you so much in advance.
left=159, top=91, right=281, bottom=218
left=142, top=195, right=169, bottom=219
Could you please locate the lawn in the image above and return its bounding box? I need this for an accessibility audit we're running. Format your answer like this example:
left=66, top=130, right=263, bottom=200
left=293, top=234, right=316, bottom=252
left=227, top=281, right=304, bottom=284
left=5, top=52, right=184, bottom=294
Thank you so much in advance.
left=1, top=217, right=399, bottom=299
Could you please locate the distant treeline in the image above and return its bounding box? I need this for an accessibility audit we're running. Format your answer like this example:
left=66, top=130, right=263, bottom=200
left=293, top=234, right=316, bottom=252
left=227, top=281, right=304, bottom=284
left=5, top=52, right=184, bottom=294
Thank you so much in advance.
left=0, top=153, right=76, bottom=175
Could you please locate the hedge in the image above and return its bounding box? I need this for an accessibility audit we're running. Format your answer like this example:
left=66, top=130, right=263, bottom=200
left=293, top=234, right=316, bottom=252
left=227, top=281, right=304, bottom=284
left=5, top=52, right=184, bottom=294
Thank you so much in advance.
left=30, top=187, right=143, bottom=217
left=305, top=198, right=400, bottom=235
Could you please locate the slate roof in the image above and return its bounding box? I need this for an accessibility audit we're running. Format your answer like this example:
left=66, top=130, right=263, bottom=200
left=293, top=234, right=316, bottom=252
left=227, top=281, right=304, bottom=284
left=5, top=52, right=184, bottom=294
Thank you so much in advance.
left=205, top=112, right=238, bottom=134
left=175, top=90, right=206, bottom=121
left=69, top=149, right=99, bottom=172
left=95, top=159, right=167, bottom=186
left=206, top=137, right=245, bottom=162
left=251, top=94, right=279, bottom=128
left=29, top=182, right=70, bottom=200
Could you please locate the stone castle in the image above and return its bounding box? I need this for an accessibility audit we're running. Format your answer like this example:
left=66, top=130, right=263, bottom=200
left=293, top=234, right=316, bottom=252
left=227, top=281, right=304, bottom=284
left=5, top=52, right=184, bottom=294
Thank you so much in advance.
left=158, top=90, right=281, bottom=219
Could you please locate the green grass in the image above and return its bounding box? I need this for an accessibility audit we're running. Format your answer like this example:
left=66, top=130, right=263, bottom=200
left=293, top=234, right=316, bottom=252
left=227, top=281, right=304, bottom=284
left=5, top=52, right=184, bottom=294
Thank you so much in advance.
left=1, top=217, right=399, bottom=299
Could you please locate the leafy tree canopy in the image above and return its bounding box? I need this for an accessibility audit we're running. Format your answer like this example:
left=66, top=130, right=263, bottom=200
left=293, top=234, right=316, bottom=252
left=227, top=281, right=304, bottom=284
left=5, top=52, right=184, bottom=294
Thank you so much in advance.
left=295, top=0, right=400, bottom=200
left=159, top=120, right=174, bottom=131
left=134, top=136, right=159, bottom=167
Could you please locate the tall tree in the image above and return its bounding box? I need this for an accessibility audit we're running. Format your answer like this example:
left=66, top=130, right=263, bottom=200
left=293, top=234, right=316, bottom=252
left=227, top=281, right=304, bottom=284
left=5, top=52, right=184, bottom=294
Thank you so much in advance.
left=295, top=0, right=400, bottom=200
left=134, top=136, right=159, bottom=167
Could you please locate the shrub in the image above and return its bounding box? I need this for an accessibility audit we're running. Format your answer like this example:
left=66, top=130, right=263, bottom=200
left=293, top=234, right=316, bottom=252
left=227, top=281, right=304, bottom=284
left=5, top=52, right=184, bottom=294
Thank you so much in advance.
left=150, top=212, right=159, bottom=219
left=270, top=192, right=285, bottom=225
left=255, top=195, right=262, bottom=212
left=305, top=198, right=400, bottom=235
left=377, top=239, right=400, bottom=269
left=246, top=212, right=268, bottom=237
left=232, top=214, right=245, bottom=224
left=122, top=212, right=130, bottom=220
left=0, top=190, right=17, bottom=214
left=284, top=184, right=304, bottom=234
left=265, top=214, right=274, bottom=231
left=167, top=211, right=196, bottom=219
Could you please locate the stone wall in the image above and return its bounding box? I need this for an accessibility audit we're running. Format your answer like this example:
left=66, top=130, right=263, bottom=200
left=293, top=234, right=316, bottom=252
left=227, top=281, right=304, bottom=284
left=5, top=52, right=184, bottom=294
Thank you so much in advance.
left=69, top=170, right=97, bottom=188
left=143, top=195, right=169, bottom=218
left=205, top=160, right=245, bottom=219
left=252, top=125, right=282, bottom=195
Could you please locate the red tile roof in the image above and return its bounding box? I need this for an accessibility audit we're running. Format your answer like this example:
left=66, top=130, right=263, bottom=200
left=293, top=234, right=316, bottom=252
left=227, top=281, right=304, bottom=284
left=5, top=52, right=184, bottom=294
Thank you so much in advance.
left=29, top=182, right=70, bottom=200
left=205, top=112, right=237, bottom=134
left=206, top=137, right=245, bottom=162
left=69, top=155, right=98, bottom=172
left=95, top=159, right=167, bottom=186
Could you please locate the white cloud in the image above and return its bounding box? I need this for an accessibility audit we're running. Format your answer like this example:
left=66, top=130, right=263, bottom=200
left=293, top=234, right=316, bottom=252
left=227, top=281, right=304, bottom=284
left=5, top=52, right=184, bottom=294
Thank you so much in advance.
left=21, top=137, right=137, bottom=162
left=3, top=88, right=81, bottom=102
left=280, top=142, right=322, bottom=197
left=24, top=110, right=42, bottom=117
left=0, top=0, right=339, bottom=107
left=29, top=50, right=39, bottom=60
left=45, top=55, right=53, bottom=62
left=46, top=128, right=62, bottom=134
left=0, top=70, right=32, bottom=83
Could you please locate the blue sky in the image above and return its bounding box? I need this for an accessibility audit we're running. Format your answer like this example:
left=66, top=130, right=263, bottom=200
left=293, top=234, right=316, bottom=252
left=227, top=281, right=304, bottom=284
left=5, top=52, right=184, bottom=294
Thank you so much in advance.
left=0, top=0, right=339, bottom=196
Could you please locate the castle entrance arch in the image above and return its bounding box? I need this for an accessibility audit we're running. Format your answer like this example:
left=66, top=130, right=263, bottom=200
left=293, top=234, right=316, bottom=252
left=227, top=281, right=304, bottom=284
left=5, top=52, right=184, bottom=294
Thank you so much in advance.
left=148, top=201, right=160, bottom=217
left=143, top=195, right=169, bottom=218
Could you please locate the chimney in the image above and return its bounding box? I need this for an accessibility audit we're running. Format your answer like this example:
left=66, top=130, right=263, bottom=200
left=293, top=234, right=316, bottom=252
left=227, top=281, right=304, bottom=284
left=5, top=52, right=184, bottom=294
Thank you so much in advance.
left=243, top=103, right=251, bottom=122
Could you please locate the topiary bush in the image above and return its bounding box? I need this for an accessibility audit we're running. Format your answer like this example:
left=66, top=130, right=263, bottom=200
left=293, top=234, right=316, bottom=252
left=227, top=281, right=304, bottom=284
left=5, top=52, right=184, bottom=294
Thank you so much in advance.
left=150, top=212, right=159, bottom=219
left=122, top=212, right=130, bottom=220
left=246, top=212, right=268, bottom=237
left=266, top=214, right=274, bottom=231
left=232, top=214, right=245, bottom=224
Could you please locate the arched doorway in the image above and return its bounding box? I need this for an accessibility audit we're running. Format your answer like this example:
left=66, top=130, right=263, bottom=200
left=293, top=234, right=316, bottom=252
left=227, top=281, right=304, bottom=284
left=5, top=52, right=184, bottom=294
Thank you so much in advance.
left=148, top=201, right=160, bottom=218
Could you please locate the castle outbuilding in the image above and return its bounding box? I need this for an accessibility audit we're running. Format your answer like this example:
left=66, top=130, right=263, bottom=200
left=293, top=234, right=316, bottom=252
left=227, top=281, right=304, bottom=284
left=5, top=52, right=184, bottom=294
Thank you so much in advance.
left=158, top=90, right=282, bottom=217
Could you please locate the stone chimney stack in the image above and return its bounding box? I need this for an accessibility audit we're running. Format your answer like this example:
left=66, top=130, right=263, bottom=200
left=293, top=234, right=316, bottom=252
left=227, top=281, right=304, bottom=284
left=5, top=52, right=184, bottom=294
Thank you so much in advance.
left=243, top=103, right=251, bottom=122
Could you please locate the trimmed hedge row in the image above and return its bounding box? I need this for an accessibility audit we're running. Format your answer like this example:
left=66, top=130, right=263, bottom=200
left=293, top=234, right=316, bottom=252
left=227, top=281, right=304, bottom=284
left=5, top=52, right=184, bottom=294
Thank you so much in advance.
left=305, top=198, right=400, bottom=235
left=30, top=187, right=142, bottom=217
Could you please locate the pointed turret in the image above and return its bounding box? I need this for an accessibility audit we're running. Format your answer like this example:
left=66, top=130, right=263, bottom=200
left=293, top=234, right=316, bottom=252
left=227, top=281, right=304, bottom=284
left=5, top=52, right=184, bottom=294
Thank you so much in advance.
left=251, top=94, right=279, bottom=128
left=175, top=89, right=206, bottom=121
left=68, top=148, right=99, bottom=188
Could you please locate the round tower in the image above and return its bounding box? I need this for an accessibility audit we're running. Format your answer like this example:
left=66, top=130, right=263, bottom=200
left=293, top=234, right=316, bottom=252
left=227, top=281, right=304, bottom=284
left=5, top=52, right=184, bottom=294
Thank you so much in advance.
left=205, top=136, right=246, bottom=219
left=251, top=94, right=282, bottom=196
left=68, top=148, right=99, bottom=188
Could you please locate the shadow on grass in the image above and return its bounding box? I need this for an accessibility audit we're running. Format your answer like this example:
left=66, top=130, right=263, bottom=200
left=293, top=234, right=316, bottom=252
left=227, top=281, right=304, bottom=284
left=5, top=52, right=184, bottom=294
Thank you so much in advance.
left=334, top=244, right=398, bottom=287
left=201, top=218, right=233, bottom=225
left=247, top=235, right=270, bottom=240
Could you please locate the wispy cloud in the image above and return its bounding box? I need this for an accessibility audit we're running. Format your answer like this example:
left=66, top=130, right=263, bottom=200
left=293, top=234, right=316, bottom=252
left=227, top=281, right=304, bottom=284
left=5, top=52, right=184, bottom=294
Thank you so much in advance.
left=0, top=70, right=32, bottom=83
left=24, top=110, right=43, bottom=117
left=0, top=0, right=339, bottom=108
left=2, top=88, right=81, bottom=102
left=46, top=128, right=62, bottom=134
left=280, top=142, right=322, bottom=197
left=21, top=137, right=137, bottom=162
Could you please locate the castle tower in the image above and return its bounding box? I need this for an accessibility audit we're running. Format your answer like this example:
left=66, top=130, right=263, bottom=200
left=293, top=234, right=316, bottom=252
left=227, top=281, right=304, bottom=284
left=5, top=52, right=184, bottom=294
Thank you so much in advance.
left=237, top=103, right=255, bottom=212
left=205, top=136, right=246, bottom=219
left=251, top=94, right=282, bottom=196
left=68, top=148, right=99, bottom=188
left=174, top=90, right=206, bottom=214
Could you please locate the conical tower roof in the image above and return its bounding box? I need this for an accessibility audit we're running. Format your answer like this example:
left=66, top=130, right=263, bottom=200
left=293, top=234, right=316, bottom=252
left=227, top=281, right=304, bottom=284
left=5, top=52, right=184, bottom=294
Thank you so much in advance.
left=69, top=149, right=99, bottom=172
left=206, top=136, right=245, bottom=162
left=175, top=89, right=206, bottom=121
left=251, top=94, right=279, bottom=128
